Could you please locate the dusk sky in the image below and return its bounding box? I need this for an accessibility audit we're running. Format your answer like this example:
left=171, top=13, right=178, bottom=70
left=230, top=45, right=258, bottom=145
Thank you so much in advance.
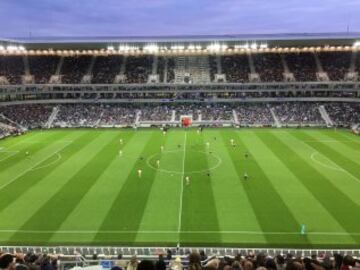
left=0, top=0, right=360, bottom=38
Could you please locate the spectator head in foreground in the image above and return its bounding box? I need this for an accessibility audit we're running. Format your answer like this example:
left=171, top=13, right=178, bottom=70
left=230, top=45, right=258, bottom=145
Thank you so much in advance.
left=0, top=254, right=15, bottom=270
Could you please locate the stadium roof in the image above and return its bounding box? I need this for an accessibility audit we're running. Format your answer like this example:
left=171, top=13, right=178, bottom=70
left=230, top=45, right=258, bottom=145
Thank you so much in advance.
left=1, top=33, right=360, bottom=50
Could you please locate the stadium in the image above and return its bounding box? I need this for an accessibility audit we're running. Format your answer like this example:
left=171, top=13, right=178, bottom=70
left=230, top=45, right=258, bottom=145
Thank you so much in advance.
left=0, top=9, right=360, bottom=270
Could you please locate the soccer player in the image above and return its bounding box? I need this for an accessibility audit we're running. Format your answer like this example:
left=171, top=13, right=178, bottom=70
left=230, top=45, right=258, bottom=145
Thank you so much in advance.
left=245, top=152, right=249, bottom=159
left=160, top=146, right=164, bottom=152
left=119, top=139, right=123, bottom=145
left=230, top=139, right=235, bottom=146
left=156, top=159, right=160, bottom=168
left=119, top=150, right=123, bottom=157
left=137, top=169, right=142, bottom=178
left=25, top=151, right=30, bottom=157
left=185, top=176, right=190, bottom=185
left=244, top=172, right=248, bottom=180
left=206, top=142, right=210, bottom=148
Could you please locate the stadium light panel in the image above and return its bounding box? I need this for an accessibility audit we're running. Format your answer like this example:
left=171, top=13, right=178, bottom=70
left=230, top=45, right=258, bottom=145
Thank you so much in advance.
left=107, top=46, right=114, bottom=51
left=171, top=45, right=185, bottom=50
left=144, top=44, right=159, bottom=52
left=353, top=41, right=360, bottom=47
left=6, top=45, right=18, bottom=51
left=250, top=43, right=258, bottom=49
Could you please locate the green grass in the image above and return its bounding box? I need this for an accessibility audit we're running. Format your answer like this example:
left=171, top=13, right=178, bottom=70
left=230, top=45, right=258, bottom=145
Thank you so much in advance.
left=0, top=128, right=359, bottom=248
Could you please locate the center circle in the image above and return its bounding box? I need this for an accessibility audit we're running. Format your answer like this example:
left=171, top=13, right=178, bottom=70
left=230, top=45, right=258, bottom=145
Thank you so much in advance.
left=146, top=149, right=222, bottom=175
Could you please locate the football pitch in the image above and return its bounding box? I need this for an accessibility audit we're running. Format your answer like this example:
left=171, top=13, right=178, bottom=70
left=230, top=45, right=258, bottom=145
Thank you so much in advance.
left=0, top=128, right=359, bottom=248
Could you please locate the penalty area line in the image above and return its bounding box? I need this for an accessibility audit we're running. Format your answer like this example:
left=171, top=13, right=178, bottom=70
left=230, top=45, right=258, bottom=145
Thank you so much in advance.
left=0, top=141, right=73, bottom=191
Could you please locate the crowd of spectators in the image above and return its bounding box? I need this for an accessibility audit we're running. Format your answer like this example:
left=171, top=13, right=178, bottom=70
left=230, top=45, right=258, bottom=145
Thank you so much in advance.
left=0, top=52, right=359, bottom=84
left=99, top=104, right=137, bottom=126
left=0, top=102, right=358, bottom=132
left=253, top=53, right=284, bottom=82
left=317, top=52, right=351, bottom=81
left=0, top=56, right=24, bottom=84
left=0, top=104, right=53, bottom=129
left=28, top=56, right=60, bottom=84
left=221, top=55, right=250, bottom=83
left=61, top=56, right=93, bottom=84
left=235, top=104, right=273, bottom=126
left=201, top=104, right=234, bottom=121
left=325, top=103, right=360, bottom=126
left=1, top=250, right=360, bottom=270
left=272, top=103, right=324, bottom=125
left=91, top=56, right=124, bottom=84
left=0, top=251, right=58, bottom=270
left=124, top=56, right=153, bottom=84
left=284, top=53, right=318, bottom=81
left=140, top=105, right=174, bottom=121
left=54, top=104, right=104, bottom=127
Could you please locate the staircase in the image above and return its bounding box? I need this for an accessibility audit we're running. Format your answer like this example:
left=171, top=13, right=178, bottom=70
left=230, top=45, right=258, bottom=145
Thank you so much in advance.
left=318, top=105, right=333, bottom=127
left=23, top=56, right=30, bottom=76
left=94, top=111, right=104, bottom=127
left=55, top=57, right=64, bottom=75
left=171, top=110, right=176, bottom=122
left=0, top=122, right=17, bottom=131
left=152, top=56, right=158, bottom=75
left=163, top=57, right=168, bottom=83
left=134, top=110, right=141, bottom=126
left=232, top=110, right=239, bottom=125
left=0, top=114, right=26, bottom=130
left=174, top=56, right=211, bottom=83
left=45, top=106, right=60, bottom=128
left=270, top=108, right=282, bottom=128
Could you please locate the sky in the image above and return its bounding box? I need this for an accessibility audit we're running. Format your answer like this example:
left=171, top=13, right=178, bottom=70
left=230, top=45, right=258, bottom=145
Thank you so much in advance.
left=0, top=0, right=359, bottom=38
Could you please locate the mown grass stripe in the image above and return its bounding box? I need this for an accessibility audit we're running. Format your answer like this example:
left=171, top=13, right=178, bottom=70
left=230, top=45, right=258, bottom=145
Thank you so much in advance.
left=316, top=130, right=360, bottom=158
left=50, top=131, right=147, bottom=244
left=180, top=129, right=221, bottom=245
left=202, top=129, right=266, bottom=245
left=295, top=131, right=360, bottom=181
left=259, top=131, right=360, bottom=245
left=245, top=131, right=348, bottom=240
left=327, top=131, right=360, bottom=151
left=0, top=131, right=70, bottom=175
left=93, top=130, right=166, bottom=245
left=134, top=130, right=184, bottom=245
left=8, top=132, right=121, bottom=244
left=0, top=133, right=101, bottom=217
left=223, top=130, right=310, bottom=247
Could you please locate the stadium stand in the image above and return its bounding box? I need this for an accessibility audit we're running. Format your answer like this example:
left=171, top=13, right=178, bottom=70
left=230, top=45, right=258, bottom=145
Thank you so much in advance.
left=0, top=35, right=359, bottom=254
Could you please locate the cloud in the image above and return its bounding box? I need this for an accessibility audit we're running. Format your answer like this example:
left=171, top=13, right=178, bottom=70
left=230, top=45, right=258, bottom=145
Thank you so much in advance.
left=0, top=0, right=359, bottom=37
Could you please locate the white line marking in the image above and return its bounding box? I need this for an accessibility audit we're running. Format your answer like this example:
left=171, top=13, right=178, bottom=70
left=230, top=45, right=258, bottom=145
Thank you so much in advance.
left=178, top=131, right=187, bottom=235
left=0, top=142, right=72, bottom=191
left=0, top=151, right=20, bottom=162
left=30, top=153, right=62, bottom=171
left=311, top=151, right=360, bottom=185
left=146, top=149, right=222, bottom=175
left=310, top=152, right=343, bottom=172
left=0, top=229, right=359, bottom=236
